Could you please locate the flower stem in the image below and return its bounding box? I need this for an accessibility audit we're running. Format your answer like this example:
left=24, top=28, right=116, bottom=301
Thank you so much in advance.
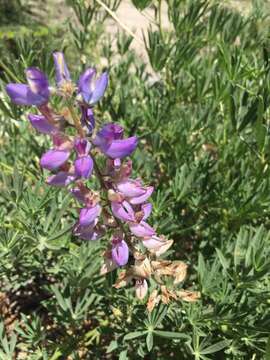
left=91, top=154, right=135, bottom=251
left=68, top=104, right=85, bottom=137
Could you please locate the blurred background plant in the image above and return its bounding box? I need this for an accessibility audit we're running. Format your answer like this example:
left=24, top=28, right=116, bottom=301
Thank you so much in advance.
left=0, top=0, right=270, bottom=358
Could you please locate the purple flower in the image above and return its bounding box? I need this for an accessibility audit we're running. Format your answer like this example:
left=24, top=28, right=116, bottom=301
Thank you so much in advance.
left=74, top=138, right=91, bottom=156
left=94, top=125, right=138, bottom=159
left=46, top=171, right=76, bottom=186
left=142, top=203, right=152, bottom=220
left=94, top=123, right=124, bottom=146
left=40, top=133, right=73, bottom=171
left=78, top=68, right=108, bottom=105
left=74, top=138, right=93, bottom=179
left=116, top=179, right=146, bottom=197
left=73, top=221, right=101, bottom=241
left=128, top=186, right=154, bottom=205
left=53, top=52, right=71, bottom=87
left=81, top=107, right=95, bottom=133
left=40, top=149, right=70, bottom=171
left=129, top=221, right=155, bottom=237
left=94, top=124, right=138, bottom=159
left=111, top=236, right=129, bottom=266
left=74, top=156, right=93, bottom=179
left=28, top=114, right=57, bottom=134
left=79, top=204, right=101, bottom=227
left=102, top=137, right=137, bottom=159
left=70, top=186, right=89, bottom=203
left=111, top=200, right=135, bottom=222
left=6, top=68, right=49, bottom=106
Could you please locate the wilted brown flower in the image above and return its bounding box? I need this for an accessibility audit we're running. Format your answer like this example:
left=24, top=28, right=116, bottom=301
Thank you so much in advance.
left=160, top=285, right=177, bottom=304
left=147, top=289, right=161, bottom=312
left=114, top=270, right=132, bottom=289
left=151, top=260, right=187, bottom=284
left=177, top=290, right=201, bottom=302
left=169, top=261, right=188, bottom=284
left=142, top=235, right=173, bottom=257
left=132, top=258, right=152, bottom=278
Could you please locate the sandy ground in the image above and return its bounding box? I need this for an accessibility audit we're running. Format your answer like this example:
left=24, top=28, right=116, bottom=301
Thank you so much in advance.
left=43, top=0, right=253, bottom=63
left=104, top=0, right=253, bottom=65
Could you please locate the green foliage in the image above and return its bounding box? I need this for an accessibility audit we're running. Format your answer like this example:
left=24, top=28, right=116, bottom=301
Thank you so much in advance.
left=0, top=0, right=270, bottom=358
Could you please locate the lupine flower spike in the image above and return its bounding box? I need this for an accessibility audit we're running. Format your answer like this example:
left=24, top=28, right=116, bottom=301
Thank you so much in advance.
left=5, top=51, right=199, bottom=311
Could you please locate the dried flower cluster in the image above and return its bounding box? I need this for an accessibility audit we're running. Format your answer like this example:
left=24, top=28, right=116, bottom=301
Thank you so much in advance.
left=6, top=52, right=199, bottom=310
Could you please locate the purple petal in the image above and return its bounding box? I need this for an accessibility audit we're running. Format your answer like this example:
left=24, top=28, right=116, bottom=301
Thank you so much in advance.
left=100, top=123, right=124, bottom=140
left=25, top=67, right=50, bottom=99
left=93, top=123, right=124, bottom=148
left=129, top=221, right=155, bottom=237
left=142, top=203, right=152, bottom=220
left=78, top=68, right=96, bottom=103
left=28, top=114, right=57, bottom=134
left=111, top=239, right=129, bottom=266
left=116, top=179, right=146, bottom=197
left=79, top=205, right=101, bottom=227
left=129, top=186, right=154, bottom=205
left=103, top=137, right=138, bottom=159
left=74, top=138, right=91, bottom=156
left=74, top=223, right=101, bottom=241
left=52, top=132, right=73, bottom=151
left=114, top=158, right=121, bottom=168
left=81, top=107, right=95, bottom=133
left=40, top=149, right=70, bottom=170
left=6, top=84, right=47, bottom=106
left=47, top=172, right=76, bottom=186
left=74, top=156, right=93, bottom=179
left=111, top=200, right=135, bottom=222
left=53, top=52, right=71, bottom=86
left=89, top=72, right=108, bottom=105
left=70, top=187, right=86, bottom=203
left=142, top=236, right=163, bottom=250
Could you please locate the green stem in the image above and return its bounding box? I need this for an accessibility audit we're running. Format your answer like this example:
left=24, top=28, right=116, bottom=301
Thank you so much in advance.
left=158, top=0, right=163, bottom=41
left=68, top=105, right=85, bottom=137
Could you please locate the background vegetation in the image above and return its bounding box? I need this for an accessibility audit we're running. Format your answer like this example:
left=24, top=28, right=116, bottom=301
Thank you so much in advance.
left=0, top=0, right=270, bottom=358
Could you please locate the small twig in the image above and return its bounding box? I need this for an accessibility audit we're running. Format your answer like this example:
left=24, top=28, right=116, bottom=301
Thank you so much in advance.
left=94, top=0, right=144, bottom=46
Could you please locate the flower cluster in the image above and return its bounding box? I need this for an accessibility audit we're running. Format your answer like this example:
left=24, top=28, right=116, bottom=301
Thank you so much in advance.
left=6, top=52, right=199, bottom=310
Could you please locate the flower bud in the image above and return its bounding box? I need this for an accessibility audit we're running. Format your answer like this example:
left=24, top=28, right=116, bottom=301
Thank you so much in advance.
left=135, top=279, right=148, bottom=300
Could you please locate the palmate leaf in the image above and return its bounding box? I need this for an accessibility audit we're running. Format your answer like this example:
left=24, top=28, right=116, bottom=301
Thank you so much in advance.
left=0, top=323, right=17, bottom=360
